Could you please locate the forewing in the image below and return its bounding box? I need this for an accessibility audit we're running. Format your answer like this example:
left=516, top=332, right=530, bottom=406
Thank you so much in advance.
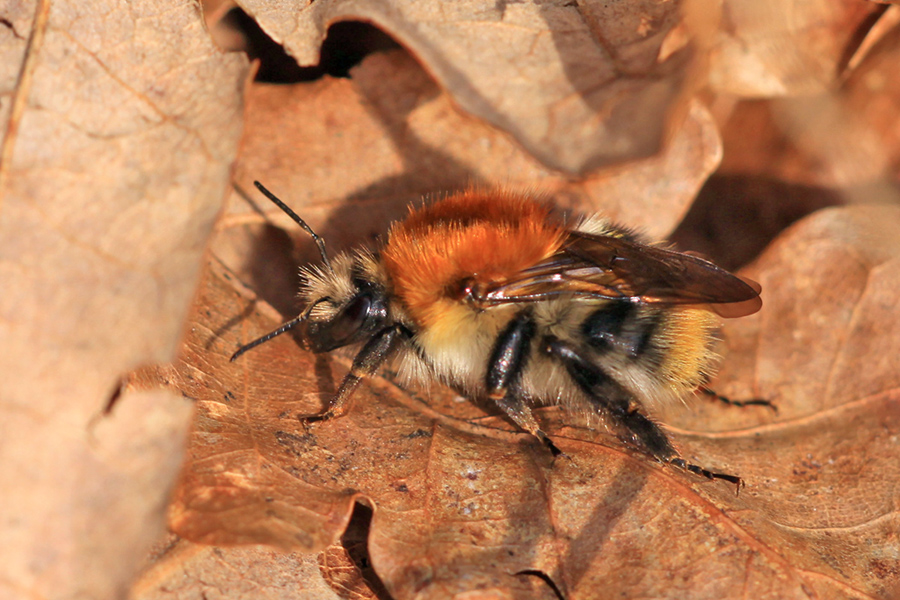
left=481, top=231, right=762, bottom=317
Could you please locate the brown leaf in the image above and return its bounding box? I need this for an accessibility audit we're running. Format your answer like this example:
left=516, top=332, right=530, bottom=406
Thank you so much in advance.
left=715, top=10, right=900, bottom=189
left=131, top=3, right=900, bottom=598
left=685, top=10, right=900, bottom=271
left=156, top=201, right=900, bottom=599
left=317, top=504, right=392, bottom=600
left=0, top=2, right=248, bottom=599
left=129, top=538, right=342, bottom=600
left=695, top=0, right=884, bottom=96
left=839, top=11, right=900, bottom=188
left=230, top=49, right=720, bottom=246
left=674, top=205, right=900, bottom=599
left=239, top=0, right=698, bottom=174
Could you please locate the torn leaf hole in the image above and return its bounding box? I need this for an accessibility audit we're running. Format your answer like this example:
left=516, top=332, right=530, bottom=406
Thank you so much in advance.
left=320, top=501, right=393, bottom=599
left=224, top=11, right=402, bottom=83
left=516, top=568, right=566, bottom=600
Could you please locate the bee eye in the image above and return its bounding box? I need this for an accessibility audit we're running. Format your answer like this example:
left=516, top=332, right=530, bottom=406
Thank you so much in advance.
left=306, top=293, right=375, bottom=352
left=334, top=295, right=372, bottom=338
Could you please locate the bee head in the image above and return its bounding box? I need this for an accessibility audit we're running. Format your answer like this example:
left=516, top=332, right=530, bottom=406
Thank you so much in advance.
left=230, top=183, right=391, bottom=363
left=303, top=280, right=389, bottom=352
left=300, top=249, right=391, bottom=353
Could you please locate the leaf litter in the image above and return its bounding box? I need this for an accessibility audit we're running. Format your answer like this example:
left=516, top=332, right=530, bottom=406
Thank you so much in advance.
left=0, top=1, right=247, bottom=599
left=125, top=1, right=900, bottom=599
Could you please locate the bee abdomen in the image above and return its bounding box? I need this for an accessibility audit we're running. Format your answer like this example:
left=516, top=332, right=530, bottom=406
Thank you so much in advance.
left=581, top=301, right=663, bottom=363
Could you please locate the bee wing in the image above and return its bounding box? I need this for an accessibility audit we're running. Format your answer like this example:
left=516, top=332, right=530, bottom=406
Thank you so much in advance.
left=482, top=231, right=762, bottom=318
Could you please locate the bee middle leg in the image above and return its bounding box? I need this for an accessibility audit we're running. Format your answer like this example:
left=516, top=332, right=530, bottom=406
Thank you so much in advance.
left=485, top=311, right=561, bottom=456
left=543, top=335, right=741, bottom=487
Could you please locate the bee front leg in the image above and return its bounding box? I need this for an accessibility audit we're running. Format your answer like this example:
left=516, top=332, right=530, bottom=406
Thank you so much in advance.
left=543, top=335, right=742, bottom=489
left=308, top=324, right=411, bottom=421
left=484, top=311, right=561, bottom=456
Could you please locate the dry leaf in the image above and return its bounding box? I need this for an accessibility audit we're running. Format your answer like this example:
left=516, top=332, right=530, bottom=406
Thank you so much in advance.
left=230, top=49, right=720, bottom=246
left=0, top=1, right=248, bottom=598
left=836, top=13, right=900, bottom=189
left=124, top=5, right=900, bottom=597
left=239, top=0, right=699, bottom=174
left=153, top=202, right=900, bottom=599
left=681, top=7, right=900, bottom=273
left=129, top=538, right=342, bottom=600
left=713, top=11, right=900, bottom=189
left=696, top=0, right=885, bottom=96
left=9, top=0, right=887, bottom=597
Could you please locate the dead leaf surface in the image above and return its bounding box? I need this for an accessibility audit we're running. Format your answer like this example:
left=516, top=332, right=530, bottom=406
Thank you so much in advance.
left=713, top=9, right=900, bottom=192
left=229, top=49, right=720, bottom=248
left=0, top=2, right=248, bottom=598
left=680, top=9, right=900, bottom=272
left=126, top=3, right=900, bottom=598
left=697, top=0, right=885, bottom=96
left=129, top=539, right=342, bottom=600
left=240, top=0, right=697, bottom=174
left=156, top=202, right=900, bottom=599
left=128, top=12, right=900, bottom=596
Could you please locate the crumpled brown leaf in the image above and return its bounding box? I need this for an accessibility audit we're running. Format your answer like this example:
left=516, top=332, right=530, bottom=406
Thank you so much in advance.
left=156, top=201, right=900, bottom=600
left=6, top=0, right=888, bottom=597
left=676, top=9, right=900, bottom=273
left=124, top=3, right=900, bottom=595
left=230, top=49, right=721, bottom=246
left=129, top=538, right=342, bottom=600
left=239, top=0, right=698, bottom=175
left=695, top=0, right=885, bottom=96
left=0, top=1, right=248, bottom=599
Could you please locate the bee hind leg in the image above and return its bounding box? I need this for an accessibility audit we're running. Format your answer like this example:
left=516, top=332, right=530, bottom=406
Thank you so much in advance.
left=484, top=311, right=561, bottom=456
left=543, top=335, right=742, bottom=490
left=699, top=386, right=777, bottom=412
left=668, top=458, right=743, bottom=489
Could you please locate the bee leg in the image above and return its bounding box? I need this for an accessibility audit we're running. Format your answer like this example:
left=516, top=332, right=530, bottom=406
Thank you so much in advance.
left=492, top=393, right=562, bottom=456
left=698, top=386, right=777, bottom=412
left=668, top=458, right=743, bottom=490
left=484, top=311, right=560, bottom=455
left=544, top=336, right=742, bottom=490
left=307, top=324, right=411, bottom=422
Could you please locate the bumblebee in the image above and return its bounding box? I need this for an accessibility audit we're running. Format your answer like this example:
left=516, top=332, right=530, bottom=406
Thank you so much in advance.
left=233, top=183, right=764, bottom=485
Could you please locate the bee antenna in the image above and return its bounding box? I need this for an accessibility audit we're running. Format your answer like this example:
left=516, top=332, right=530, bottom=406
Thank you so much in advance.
left=230, top=312, right=307, bottom=362
left=253, top=181, right=332, bottom=271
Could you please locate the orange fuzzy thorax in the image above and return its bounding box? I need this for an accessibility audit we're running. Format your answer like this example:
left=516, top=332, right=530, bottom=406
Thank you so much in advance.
left=382, top=190, right=567, bottom=329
